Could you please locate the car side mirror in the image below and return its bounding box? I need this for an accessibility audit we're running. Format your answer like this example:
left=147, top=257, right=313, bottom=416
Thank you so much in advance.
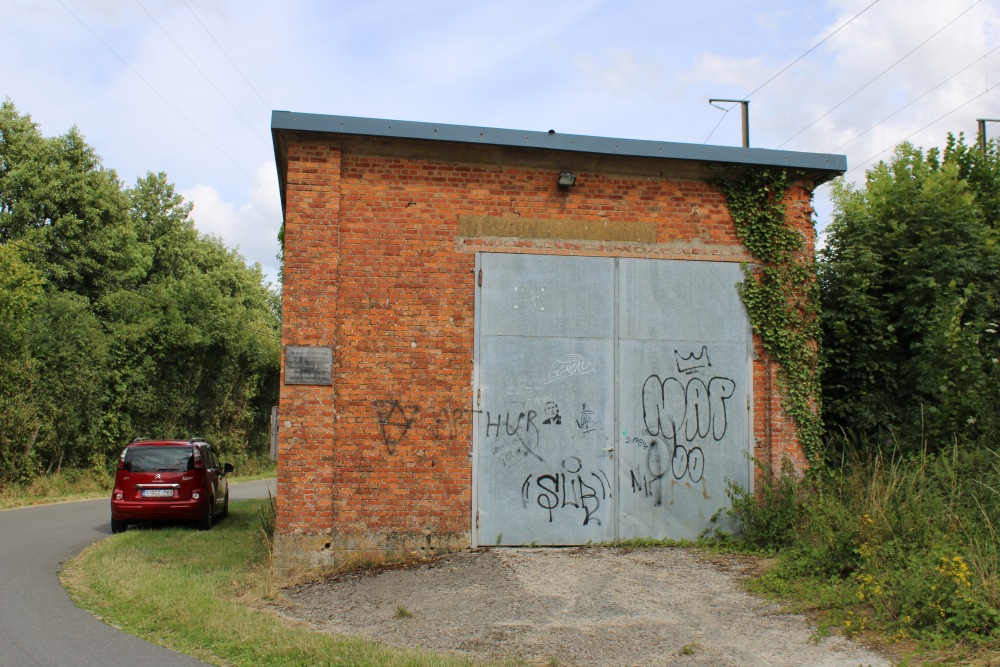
left=223, top=463, right=234, bottom=475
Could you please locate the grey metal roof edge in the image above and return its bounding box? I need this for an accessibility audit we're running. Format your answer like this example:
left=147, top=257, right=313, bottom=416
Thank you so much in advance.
left=271, top=110, right=847, bottom=174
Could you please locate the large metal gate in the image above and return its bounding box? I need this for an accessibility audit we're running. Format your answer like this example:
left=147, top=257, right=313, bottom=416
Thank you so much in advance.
left=473, top=253, right=752, bottom=546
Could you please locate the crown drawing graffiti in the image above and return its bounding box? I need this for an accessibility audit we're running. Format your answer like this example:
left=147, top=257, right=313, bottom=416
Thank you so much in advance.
left=675, top=346, right=711, bottom=373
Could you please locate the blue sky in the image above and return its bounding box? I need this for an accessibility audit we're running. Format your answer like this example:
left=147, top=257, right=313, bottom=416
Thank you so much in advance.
left=6, top=0, right=1000, bottom=283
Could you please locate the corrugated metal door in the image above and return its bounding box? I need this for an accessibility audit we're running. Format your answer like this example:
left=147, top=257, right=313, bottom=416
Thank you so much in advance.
left=617, top=259, right=751, bottom=540
left=474, top=254, right=750, bottom=545
left=475, top=253, right=616, bottom=545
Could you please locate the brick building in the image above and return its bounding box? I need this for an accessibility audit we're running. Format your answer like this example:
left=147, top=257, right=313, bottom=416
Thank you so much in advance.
left=271, top=111, right=846, bottom=577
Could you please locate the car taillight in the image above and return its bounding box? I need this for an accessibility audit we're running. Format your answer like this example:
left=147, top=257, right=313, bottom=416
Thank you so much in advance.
left=117, top=448, right=127, bottom=470
left=192, top=491, right=201, bottom=500
left=115, top=491, right=123, bottom=500
left=193, top=448, right=204, bottom=469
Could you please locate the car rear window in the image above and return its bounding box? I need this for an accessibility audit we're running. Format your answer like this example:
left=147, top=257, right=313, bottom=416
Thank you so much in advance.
left=124, top=446, right=194, bottom=472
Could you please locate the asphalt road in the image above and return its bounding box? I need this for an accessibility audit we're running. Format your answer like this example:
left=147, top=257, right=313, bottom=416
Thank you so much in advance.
left=0, top=478, right=275, bottom=667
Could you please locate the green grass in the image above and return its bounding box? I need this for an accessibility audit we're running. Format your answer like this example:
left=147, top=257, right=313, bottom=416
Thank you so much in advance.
left=55, top=441, right=1000, bottom=665
left=0, top=468, right=113, bottom=509
left=61, top=499, right=485, bottom=667
left=1, top=457, right=276, bottom=510
left=224, top=455, right=278, bottom=481
left=678, top=643, right=701, bottom=656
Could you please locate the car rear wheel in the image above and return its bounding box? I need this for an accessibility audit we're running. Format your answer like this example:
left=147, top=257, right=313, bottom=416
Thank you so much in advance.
left=197, top=499, right=214, bottom=531
left=111, top=518, right=128, bottom=534
left=220, top=490, right=229, bottom=519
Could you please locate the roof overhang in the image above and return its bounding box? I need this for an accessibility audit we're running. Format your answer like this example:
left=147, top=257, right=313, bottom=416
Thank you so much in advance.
left=271, top=111, right=847, bottom=214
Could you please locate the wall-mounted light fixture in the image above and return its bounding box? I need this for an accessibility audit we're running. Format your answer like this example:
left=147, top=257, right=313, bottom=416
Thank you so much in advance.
left=557, top=171, right=577, bottom=189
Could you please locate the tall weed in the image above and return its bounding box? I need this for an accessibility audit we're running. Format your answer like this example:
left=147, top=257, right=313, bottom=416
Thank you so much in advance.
left=729, top=436, right=1000, bottom=643
left=726, top=456, right=805, bottom=551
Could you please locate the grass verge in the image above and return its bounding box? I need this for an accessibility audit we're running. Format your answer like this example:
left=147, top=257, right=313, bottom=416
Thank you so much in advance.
left=1, top=457, right=276, bottom=510
left=61, top=499, right=483, bottom=667
left=0, top=468, right=112, bottom=510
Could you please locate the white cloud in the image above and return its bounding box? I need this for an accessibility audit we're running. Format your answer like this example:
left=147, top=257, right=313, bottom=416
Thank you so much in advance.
left=675, top=0, right=1000, bottom=230
left=181, top=162, right=282, bottom=285
left=683, top=0, right=999, bottom=154
left=9, top=0, right=1000, bottom=254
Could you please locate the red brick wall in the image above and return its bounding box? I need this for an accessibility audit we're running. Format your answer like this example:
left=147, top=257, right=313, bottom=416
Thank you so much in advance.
left=332, top=154, right=477, bottom=538
left=276, top=136, right=817, bottom=571
left=277, top=142, right=341, bottom=535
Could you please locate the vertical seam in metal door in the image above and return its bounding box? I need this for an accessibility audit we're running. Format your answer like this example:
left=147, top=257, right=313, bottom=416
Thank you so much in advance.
left=745, top=309, right=755, bottom=495
left=613, top=258, right=621, bottom=544
left=470, top=252, right=482, bottom=548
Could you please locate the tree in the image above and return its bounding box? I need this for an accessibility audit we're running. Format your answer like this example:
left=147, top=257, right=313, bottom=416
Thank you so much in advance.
left=27, top=291, right=109, bottom=472
left=0, top=244, right=44, bottom=483
left=820, top=135, right=1000, bottom=452
left=1, top=100, right=143, bottom=301
left=0, top=101, right=280, bottom=484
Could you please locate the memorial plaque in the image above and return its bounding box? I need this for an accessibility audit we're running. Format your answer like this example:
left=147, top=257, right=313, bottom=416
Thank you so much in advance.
left=284, top=346, right=333, bottom=385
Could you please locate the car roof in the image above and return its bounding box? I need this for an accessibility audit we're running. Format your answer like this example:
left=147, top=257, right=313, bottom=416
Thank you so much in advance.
left=128, top=439, right=207, bottom=447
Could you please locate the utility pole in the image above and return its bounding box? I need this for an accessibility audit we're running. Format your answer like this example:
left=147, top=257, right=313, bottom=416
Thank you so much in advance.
left=709, top=99, right=750, bottom=148
left=976, top=118, right=1000, bottom=153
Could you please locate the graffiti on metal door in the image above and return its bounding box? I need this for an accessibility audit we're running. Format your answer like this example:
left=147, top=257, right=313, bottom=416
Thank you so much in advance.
left=625, top=345, right=737, bottom=505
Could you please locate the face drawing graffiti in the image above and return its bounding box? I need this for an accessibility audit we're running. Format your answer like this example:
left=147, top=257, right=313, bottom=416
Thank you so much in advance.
left=543, top=401, right=561, bottom=425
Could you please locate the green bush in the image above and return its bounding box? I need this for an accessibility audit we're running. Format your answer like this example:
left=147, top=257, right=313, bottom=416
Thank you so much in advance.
left=726, top=456, right=805, bottom=551
left=729, top=439, right=999, bottom=643
left=821, top=136, right=1000, bottom=456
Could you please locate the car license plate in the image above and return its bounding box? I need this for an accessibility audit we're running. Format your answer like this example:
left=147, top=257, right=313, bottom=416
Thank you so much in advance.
left=142, top=489, right=174, bottom=498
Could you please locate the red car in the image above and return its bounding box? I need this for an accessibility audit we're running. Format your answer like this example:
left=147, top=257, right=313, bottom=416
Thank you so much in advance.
left=110, top=439, right=233, bottom=533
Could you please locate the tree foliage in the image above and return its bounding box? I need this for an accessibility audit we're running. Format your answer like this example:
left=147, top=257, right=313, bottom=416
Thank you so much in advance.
left=0, top=100, right=280, bottom=484
left=820, top=134, right=1000, bottom=453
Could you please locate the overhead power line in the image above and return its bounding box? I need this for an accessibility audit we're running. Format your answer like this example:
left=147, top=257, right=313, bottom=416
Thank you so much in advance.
left=180, top=0, right=272, bottom=112
left=703, top=101, right=738, bottom=144
left=776, top=0, right=983, bottom=149
left=844, top=78, right=1000, bottom=177
left=829, top=43, right=1000, bottom=154
left=744, top=0, right=883, bottom=101
left=133, top=0, right=270, bottom=145
left=705, top=0, right=883, bottom=145
left=57, top=0, right=259, bottom=184
left=56, top=0, right=281, bottom=211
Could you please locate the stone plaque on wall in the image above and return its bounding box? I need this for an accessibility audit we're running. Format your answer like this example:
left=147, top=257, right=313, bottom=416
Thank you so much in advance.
left=284, top=346, right=333, bottom=385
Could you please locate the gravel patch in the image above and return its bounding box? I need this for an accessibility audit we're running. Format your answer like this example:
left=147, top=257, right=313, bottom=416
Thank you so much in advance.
left=280, top=547, right=888, bottom=667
